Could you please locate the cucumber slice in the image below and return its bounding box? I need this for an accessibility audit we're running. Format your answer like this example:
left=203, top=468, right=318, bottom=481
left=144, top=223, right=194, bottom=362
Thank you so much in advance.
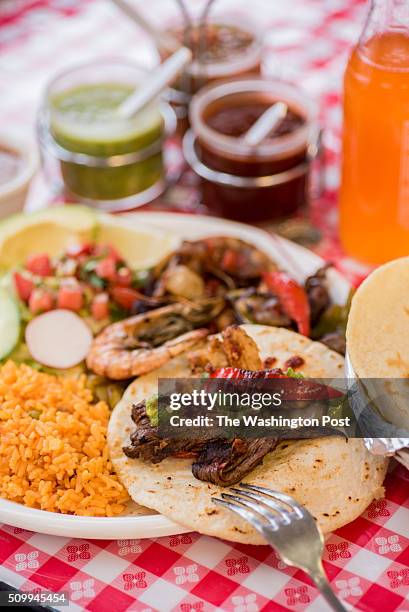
left=0, top=288, right=20, bottom=360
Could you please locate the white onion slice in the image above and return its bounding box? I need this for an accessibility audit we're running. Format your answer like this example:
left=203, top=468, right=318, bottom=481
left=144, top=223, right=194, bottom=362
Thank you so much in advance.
left=25, top=309, right=93, bottom=369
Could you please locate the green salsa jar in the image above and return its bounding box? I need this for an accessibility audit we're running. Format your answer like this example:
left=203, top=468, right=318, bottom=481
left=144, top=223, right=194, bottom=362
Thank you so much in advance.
left=38, top=62, right=176, bottom=210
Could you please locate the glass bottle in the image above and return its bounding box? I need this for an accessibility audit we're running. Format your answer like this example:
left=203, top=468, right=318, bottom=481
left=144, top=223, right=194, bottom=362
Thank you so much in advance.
left=339, top=0, right=409, bottom=264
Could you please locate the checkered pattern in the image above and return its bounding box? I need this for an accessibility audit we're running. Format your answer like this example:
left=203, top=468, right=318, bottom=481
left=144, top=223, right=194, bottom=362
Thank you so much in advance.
left=1, top=466, right=409, bottom=611
left=1, top=1, right=408, bottom=611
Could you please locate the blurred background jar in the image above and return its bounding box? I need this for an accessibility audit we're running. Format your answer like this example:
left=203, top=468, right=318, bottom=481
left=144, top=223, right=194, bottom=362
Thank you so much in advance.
left=38, top=61, right=176, bottom=212
left=185, top=78, right=320, bottom=223
left=160, top=16, right=262, bottom=134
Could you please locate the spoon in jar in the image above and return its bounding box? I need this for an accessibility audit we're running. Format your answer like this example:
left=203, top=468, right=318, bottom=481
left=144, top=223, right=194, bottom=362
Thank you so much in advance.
left=242, top=101, right=288, bottom=147
left=117, top=46, right=192, bottom=119
left=111, top=0, right=180, bottom=56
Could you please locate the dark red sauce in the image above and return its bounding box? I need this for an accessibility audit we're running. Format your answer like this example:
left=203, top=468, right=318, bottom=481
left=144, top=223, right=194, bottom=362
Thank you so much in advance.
left=195, top=100, right=309, bottom=222
left=206, top=103, right=304, bottom=138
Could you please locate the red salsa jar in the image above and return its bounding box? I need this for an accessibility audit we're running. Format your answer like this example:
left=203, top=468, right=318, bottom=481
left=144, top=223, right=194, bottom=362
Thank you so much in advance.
left=184, top=78, right=319, bottom=222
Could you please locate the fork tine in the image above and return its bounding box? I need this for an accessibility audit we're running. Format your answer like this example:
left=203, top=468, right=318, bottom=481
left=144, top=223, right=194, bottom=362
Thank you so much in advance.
left=239, top=484, right=304, bottom=518
left=229, top=488, right=291, bottom=525
left=213, top=497, right=269, bottom=536
left=221, top=492, right=281, bottom=529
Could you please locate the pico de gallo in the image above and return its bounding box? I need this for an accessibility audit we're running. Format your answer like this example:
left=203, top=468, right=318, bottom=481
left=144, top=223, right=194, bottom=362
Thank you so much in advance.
left=12, top=242, right=148, bottom=328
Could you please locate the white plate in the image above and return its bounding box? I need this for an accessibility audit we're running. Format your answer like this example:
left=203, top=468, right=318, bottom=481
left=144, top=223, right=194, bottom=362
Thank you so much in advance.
left=0, top=211, right=350, bottom=539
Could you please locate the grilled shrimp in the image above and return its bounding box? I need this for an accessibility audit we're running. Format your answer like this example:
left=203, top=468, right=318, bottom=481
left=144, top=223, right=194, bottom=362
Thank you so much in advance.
left=86, top=298, right=224, bottom=380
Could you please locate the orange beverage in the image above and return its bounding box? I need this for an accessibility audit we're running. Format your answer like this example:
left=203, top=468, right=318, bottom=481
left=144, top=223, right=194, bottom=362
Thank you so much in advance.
left=340, top=14, right=409, bottom=264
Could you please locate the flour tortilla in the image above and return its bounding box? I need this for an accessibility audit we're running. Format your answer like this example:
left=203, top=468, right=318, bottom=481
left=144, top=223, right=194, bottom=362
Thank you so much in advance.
left=347, top=257, right=409, bottom=431
left=109, top=325, right=388, bottom=543
left=347, top=256, right=409, bottom=378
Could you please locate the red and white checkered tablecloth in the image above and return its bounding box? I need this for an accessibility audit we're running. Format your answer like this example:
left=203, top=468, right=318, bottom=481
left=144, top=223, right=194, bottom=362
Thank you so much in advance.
left=1, top=2, right=409, bottom=611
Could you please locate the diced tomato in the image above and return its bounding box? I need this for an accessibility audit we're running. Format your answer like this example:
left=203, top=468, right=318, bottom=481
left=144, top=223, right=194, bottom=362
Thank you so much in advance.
left=115, top=267, right=132, bottom=287
left=29, top=288, right=54, bottom=314
left=13, top=271, right=34, bottom=302
left=110, top=286, right=140, bottom=310
left=96, top=257, right=117, bottom=281
left=65, top=243, right=93, bottom=258
left=91, top=293, right=110, bottom=321
left=57, top=284, right=83, bottom=311
left=94, top=243, right=122, bottom=262
left=25, top=253, right=52, bottom=277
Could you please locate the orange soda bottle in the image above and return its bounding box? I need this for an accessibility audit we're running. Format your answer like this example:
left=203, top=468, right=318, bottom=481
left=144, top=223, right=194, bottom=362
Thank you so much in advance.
left=339, top=0, right=409, bottom=264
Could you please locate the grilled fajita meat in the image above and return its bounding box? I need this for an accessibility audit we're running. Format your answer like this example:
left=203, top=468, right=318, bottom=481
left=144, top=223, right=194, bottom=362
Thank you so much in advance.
left=123, top=402, right=212, bottom=463
left=221, top=325, right=263, bottom=370
left=192, top=438, right=279, bottom=486
left=123, top=401, right=278, bottom=486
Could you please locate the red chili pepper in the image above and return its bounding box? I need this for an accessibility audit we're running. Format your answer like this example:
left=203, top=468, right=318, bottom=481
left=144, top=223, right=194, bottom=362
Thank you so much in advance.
left=263, top=271, right=311, bottom=337
left=210, top=367, right=285, bottom=380
left=210, top=367, right=343, bottom=400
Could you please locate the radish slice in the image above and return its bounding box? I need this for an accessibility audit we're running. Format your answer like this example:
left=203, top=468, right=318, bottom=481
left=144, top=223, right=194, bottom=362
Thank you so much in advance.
left=25, top=309, right=93, bottom=369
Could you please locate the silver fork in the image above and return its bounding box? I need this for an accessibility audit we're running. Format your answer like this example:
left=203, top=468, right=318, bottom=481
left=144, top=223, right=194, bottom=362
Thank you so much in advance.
left=213, top=484, right=347, bottom=612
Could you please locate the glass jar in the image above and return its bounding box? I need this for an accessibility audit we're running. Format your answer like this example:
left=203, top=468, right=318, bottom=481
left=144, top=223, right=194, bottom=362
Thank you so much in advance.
left=185, top=78, right=320, bottom=223
left=160, top=17, right=262, bottom=135
left=38, top=61, right=176, bottom=212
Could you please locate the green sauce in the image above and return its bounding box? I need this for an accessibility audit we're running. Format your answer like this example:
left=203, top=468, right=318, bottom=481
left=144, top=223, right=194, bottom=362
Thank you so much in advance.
left=50, top=84, right=164, bottom=201
left=145, top=394, right=158, bottom=426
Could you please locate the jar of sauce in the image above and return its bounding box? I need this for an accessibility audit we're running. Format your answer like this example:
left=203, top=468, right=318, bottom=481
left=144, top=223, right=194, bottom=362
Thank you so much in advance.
left=0, top=147, right=23, bottom=187
left=38, top=61, right=176, bottom=211
left=0, top=134, right=38, bottom=219
left=160, top=19, right=262, bottom=135
left=185, top=78, right=319, bottom=222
